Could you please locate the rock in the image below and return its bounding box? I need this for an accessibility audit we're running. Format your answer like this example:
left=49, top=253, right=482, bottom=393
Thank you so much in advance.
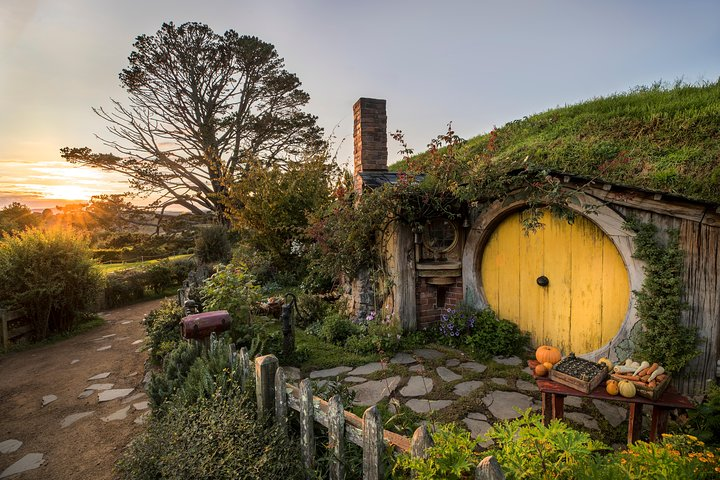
left=592, top=399, right=627, bottom=427
left=101, top=406, right=132, bottom=422
left=408, top=364, right=425, bottom=373
left=143, top=372, right=153, bottom=384
left=70, top=359, right=80, bottom=365
left=308, top=366, right=352, bottom=379
left=98, top=388, right=134, bottom=402
left=101, top=334, right=116, bottom=339
left=88, top=372, right=111, bottom=380
left=121, top=393, right=146, bottom=404
left=460, top=362, right=487, bottom=373
left=565, top=412, right=599, bottom=430
left=399, top=376, right=434, bottom=397
left=413, top=348, right=445, bottom=360
left=390, top=352, right=416, bottom=364
left=404, top=399, right=453, bottom=413
left=121, top=321, right=132, bottom=325
left=350, top=376, right=401, bottom=405
left=516, top=380, right=538, bottom=392
left=131, top=340, right=143, bottom=345
left=467, top=412, right=488, bottom=421
left=482, top=391, right=534, bottom=419
left=522, top=366, right=534, bottom=376
left=97, top=345, right=111, bottom=351
left=87, top=383, right=114, bottom=391
left=564, top=396, right=583, bottom=408
left=42, top=394, right=57, bottom=406
left=462, top=418, right=493, bottom=447
left=77, top=390, right=94, bottom=399
left=283, top=366, right=302, bottom=381
left=0, top=453, right=44, bottom=478
left=134, top=411, right=150, bottom=425
left=0, top=439, right=22, bottom=454
left=343, top=376, right=367, bottom=384
left=490, top=378, right=508, bottom=386
left=60, top=411, right=93, bottom=428
left=436, top=367, right=462, bottom=382
left=475, top=455, right=504, bottom=479
left=492, top=355, right=522, bottom=366
left=126, top=371, right=139, bottom=377
left=133, top=401, right=149, bottom=411
left=453, top=380, right=483, bottom=396
left=348, top=362, right=384, bottom=376
left=446, top=359, right=460, bottom=367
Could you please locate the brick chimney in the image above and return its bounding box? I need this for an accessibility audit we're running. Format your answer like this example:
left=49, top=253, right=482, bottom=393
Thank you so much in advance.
left=353, top=98, right=388, bottom=193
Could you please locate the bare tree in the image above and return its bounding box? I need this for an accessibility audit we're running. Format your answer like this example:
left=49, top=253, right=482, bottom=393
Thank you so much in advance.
left=62, top=22, right=324, bottom=223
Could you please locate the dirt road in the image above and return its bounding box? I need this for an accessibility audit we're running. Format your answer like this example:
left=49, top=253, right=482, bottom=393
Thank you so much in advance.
left=0, top=298, right=164, bottom=479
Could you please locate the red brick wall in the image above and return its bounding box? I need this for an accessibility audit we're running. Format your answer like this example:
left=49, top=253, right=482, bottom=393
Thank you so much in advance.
left=353, top=98, right=387, bottom=192
left=416, top=277, right=464, bottom=330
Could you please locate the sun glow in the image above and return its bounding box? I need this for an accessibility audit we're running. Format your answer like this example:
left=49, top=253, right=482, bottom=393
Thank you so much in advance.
left=37, top=184, right=100, bottom=201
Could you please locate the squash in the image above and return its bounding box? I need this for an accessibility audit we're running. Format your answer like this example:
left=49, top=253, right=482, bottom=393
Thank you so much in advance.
left=618, top=380, right=636, bottom=398
left=606, top=380, right=619, bottom=395
left=535, top=345, right=561, bottom=365
left=542, top=362, right=554, bottom=371
left=598, top=357, right=613, bottom=372
left=535, top=364, right=549, bottom=377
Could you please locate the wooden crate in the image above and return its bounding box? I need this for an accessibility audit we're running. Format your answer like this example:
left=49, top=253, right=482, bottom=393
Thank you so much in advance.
left=610, top=373, right=672, bottom=400
left=549, top=364, right=607, bottom=394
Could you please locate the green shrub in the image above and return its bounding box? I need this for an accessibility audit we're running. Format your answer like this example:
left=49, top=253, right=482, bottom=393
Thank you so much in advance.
left=143, top=259, right=174, bottom=293
left=200, top=261, right=261, bottom=323
left=116, top=382, right=304, bottom=480
left=169, top=257, right=195, bottom=284
left=686, top=382, right=720, bottom=445
left=0, top=228, right=102, bottom=339
left=103, top=268, right=148, bottom=308
left=194, top=225, right=231, bottom=264
left=144, top=299, right=184, bottom=363
left=393, top=423, right=482, bottom=480
left=319, top=313, right=361, bottom=345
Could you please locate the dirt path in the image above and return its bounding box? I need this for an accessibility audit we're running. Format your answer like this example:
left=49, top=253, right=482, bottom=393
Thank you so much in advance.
left=0, top=298, right=165, bottom=479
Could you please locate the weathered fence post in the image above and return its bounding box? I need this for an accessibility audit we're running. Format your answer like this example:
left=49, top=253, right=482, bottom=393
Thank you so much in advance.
left=239, top=347, right=250, bottom=391
left=275, top=366, right=288, bottom=437
left=255, top=355, right=278, bottom=419
left=300, top=379, right=315, bottom=471
left=328, top=395, right=345, bottom=480
left=410, top=423, right=433, bottom=460
left=362, top=405, right=384, bottom=480
left=228, top=343, right=236, bottom=367
left=475, top=455, right=505, bottom=480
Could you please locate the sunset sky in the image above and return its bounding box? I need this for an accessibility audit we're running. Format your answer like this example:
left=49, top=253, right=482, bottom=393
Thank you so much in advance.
left=1, top=0, right=718, bottom=209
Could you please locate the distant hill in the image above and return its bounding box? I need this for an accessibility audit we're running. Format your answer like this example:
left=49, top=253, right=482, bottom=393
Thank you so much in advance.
left=396, top=80, right=720, bottom=204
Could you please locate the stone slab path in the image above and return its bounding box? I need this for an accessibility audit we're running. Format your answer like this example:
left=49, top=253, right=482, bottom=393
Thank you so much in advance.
left=0, top=298, right=162, bottom=480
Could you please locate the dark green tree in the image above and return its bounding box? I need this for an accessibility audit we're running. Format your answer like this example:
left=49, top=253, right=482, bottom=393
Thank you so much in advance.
left=0, top=202, right=40, bottom=234
left=62, top=22, right=324, bottom=223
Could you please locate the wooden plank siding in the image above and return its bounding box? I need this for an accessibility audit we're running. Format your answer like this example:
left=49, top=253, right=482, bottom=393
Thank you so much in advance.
left=613, top=205, right=720, bottom=395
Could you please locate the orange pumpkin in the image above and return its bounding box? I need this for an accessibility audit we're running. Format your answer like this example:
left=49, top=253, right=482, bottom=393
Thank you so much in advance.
left=606, top=380, right=619, bottom=396
left=534, top=364, right=549, bottom=377
left=535, top=345, right=561, bottom=365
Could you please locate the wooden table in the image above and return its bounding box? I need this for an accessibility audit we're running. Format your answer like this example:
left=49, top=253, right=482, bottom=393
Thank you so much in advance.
left=528, top=361, right=694, bottom=445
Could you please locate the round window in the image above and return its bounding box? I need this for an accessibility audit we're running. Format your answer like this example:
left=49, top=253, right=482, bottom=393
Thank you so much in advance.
left=423, top=218, right=458, bottom=254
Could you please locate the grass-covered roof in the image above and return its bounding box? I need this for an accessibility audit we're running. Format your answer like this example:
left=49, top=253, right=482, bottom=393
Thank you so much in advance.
left=398, top=80, right=720, bottom=205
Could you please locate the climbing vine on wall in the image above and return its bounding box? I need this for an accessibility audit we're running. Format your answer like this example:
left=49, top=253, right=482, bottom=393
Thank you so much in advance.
left=625, top=218, right=699, bottom=373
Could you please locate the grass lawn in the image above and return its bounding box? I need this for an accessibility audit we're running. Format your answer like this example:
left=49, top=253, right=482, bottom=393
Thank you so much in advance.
left=97, top=253, right=193, bottom=273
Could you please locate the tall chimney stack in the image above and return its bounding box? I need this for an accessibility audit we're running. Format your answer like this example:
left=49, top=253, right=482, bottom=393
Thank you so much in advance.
left=353, top=98, right=388, bottom=193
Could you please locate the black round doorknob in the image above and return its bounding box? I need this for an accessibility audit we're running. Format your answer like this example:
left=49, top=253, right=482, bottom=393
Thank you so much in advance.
left=536, top=276, right=549, bottom=287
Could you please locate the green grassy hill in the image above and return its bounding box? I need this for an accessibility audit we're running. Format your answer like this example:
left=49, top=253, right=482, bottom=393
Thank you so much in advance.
left=401, top=80, right=720, bottom=204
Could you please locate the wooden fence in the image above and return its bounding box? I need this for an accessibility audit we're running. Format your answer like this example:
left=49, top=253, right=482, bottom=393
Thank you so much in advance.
left=232, top=347, right=505, bottom=480
left=1, top=309, right=31, bottom=349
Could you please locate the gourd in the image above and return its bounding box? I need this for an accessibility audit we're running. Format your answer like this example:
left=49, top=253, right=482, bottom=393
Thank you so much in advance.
left=618, top=380, right=636, bottom=398
left=536, top=345, right=561, bottom=365
left=648, top=366, right=665, bottom=382
left=535, top=364, right=549, bottom=377
left=598, top=357, right=613, bottom=372
left=606, top=380, right=619, bottom=395
left=542, top=362, right=553, bottom=371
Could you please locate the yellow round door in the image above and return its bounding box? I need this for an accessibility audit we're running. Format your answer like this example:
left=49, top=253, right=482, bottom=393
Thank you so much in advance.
left=480, top=209, right=630, bottom=354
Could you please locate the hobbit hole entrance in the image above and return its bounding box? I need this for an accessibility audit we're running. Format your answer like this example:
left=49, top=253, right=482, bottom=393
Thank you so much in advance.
left=479, top=209, right=631, bottom=354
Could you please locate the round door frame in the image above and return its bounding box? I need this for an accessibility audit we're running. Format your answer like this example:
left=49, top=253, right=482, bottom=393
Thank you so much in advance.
left=462, top=189, right=645, bottom=361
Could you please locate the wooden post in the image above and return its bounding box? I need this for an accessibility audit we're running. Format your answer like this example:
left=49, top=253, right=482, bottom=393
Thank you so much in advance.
left=239, top=347, right=250, bottom=391
left=628, top=403, right=643, bottom=444
left=410, top=424, right=433, bottom=459
left=275, top=367, right=288, bottom=436
left=475, top=455, right=505, bottom=480
left=649, top=406, right=669, bottom=442
left=362, top=406, right=384, bottom=480
left=255, top=355, right=278, bottom=419
left=300, top=379, right=315, bottom=471
left=328, top=395, right=345, bottom=480
left=228, top=343, right=236, bottom=367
